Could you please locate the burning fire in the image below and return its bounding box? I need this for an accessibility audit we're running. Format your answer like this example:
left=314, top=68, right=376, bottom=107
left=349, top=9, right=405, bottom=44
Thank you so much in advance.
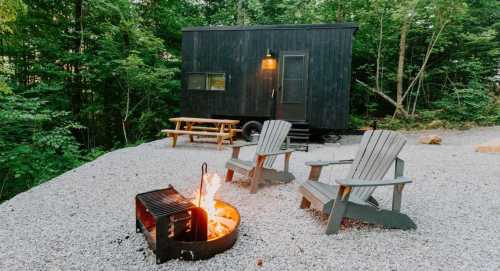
left=193, top=173, right=230, bottom=239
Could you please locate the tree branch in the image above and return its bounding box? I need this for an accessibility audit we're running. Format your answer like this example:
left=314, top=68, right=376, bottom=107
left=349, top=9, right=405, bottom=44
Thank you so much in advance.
left=402, top=21, right=447, bottom=101
left=356, top=79, right=409, bottom=116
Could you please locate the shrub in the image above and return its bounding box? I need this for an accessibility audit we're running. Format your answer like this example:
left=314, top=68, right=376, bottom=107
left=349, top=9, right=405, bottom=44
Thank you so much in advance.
left=432, top=82, right=499, bottom=125
left=0, top=94, right=84, bottom=202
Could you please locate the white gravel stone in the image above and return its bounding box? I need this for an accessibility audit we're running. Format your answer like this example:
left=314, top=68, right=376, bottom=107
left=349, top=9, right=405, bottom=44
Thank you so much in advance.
left=1, top=127, right=499, bottom=271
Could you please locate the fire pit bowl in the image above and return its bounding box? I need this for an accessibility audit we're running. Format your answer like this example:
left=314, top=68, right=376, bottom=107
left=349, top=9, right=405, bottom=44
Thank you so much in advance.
left=174, top=199, right=240, bottom=261
left=135, top=186, right=240, bottom=264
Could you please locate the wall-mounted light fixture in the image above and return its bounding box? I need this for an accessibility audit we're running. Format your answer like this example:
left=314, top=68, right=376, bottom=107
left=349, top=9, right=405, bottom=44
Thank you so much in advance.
left=261, top=48, right=277, bottom=70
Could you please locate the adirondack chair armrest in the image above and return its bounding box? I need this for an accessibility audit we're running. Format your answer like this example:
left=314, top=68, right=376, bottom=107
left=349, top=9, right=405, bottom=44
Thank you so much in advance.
left=230, top=142, right=258, bottom=159
left=303, top=160, right=353, bottom=181
left=305, top=159, right=354, bottom=167
left=336, top=176, right=412, bottom=187
left=233, top=142, right=258, bottom=148
left=256, top=149, right=294, bottom=157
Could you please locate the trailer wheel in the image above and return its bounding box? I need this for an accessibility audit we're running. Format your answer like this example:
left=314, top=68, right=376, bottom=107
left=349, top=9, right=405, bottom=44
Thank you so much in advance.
left=241, top=121, right=262, bottom=142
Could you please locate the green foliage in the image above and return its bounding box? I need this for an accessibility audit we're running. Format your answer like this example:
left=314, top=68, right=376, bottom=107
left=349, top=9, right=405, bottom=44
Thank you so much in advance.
left=0, top=58, right=14, bottom=95
left=377, top=82, right=499, bottom=130
left=0, top=94, right=84, bottom=202
left=0, top=0, right=498, bottom=202
left=432, top=82, right=499, bottom=125
left=0, top=0, right=26, bottom=34
left=348, top=115, right=368, bottom=129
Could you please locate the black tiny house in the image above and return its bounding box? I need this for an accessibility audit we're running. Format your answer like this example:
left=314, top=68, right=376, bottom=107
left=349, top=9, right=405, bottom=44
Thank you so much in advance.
left=180, top=23, right=357, bottom=136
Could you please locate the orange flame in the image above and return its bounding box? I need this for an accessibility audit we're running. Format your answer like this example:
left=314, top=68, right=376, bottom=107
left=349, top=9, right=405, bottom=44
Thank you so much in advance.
left=193, top=173, right=229, bottom=239
left=194, top=172, right=221, bottom=218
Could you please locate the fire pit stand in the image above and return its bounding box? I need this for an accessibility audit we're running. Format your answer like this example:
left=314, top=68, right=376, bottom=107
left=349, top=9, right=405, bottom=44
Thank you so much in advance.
left=136, top=185, right=240, bottom=263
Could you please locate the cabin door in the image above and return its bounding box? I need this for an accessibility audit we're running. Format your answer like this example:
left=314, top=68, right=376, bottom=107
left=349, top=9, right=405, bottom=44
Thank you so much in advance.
left=276, top=51, right=308, bottom=121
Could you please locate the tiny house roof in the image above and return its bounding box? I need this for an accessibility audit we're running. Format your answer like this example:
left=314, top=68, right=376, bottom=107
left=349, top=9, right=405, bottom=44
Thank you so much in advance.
left=182, top=23, right=358, bottom=32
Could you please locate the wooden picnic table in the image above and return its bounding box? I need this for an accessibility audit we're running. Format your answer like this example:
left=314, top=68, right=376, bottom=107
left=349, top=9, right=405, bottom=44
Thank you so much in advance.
left=161, top=117, right=240, bottom=150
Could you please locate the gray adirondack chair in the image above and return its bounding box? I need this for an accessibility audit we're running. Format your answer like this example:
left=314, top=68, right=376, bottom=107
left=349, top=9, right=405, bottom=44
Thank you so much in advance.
left=299, top=130, right=416, bottom=234
left=225, top=120, right=295, bottom=193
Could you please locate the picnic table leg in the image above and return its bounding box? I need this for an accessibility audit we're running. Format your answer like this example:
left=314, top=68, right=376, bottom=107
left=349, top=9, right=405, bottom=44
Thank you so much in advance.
left=216, top=124, right=225, bottom=150
left=228, top=124, right=234, bottom=144
left=172, top=121, right=181, bottom=148
left=187, top=122, right=194, bottom=142
left=216, top=136, right=223, bottom=150
left=172, top=134, right=178, bottom=148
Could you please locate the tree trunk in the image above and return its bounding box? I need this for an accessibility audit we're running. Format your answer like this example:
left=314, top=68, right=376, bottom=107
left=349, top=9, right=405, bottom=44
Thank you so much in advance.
left=237, top=0, right=244, bottom=25
left=394, top=19, right=410, bottom=117
left=335, top=0, right=344, bottom=22
left=72, top=0, right=83, bottom=117
left=375, top=14, right=383, bottom=93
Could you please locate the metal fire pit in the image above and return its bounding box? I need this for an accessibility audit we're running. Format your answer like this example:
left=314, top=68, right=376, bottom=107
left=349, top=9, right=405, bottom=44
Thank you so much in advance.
left=168, top=200, right=240, bottom=261
left=136, top=186, right=240, bottom=263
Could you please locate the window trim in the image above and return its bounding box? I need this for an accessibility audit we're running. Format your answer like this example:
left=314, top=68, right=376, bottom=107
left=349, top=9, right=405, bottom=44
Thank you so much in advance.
left=187, top=72, right=226, bottom=91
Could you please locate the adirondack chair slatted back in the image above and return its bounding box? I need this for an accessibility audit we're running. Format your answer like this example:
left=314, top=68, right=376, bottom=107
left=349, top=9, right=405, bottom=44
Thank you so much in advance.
left=255, top=120, right=292, bottom=168
left=348, top=130, right=407, bottom=201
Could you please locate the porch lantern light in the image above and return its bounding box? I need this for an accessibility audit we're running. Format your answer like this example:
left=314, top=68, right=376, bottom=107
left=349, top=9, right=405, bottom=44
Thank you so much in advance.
left=261, top=49, right=277, bottom=70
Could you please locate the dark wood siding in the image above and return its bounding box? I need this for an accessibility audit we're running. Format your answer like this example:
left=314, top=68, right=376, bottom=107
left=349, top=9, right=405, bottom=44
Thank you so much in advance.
left=181, top=24, right=357, bottom=129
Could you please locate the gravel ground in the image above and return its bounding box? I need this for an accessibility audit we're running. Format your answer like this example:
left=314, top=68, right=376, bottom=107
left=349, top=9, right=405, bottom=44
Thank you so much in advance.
left=1, top=127, right=499, bottom=271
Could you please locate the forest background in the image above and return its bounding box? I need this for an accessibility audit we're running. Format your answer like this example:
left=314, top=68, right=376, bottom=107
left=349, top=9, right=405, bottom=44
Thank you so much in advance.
left=0, top=0, right=498, bottom=201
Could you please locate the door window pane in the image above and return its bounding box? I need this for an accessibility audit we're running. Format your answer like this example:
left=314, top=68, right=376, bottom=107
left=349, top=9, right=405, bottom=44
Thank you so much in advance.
left=284, top=56, right=304, bottom=79
left=282, top=55, right=305, bottom=103
left=283, top=79, right=305, bottom=103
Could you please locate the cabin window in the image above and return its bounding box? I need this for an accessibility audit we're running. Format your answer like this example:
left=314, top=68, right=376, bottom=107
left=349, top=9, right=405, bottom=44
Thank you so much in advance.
left=207, top=73, right=225, bottom=91
left=187, top=73, right=206, bottom=90
left=187, top=73, right=225, bottom=91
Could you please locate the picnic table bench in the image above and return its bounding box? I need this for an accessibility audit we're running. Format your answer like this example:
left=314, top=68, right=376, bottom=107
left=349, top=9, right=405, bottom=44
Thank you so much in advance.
left=161, top=117, right=240, bottom=150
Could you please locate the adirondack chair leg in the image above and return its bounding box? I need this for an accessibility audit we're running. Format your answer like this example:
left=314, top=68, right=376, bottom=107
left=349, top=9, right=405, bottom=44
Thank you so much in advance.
left=300, top=165, right=323, bottom=209
left=284, top=152, right=292, bottom=173
left=225, top=169, right=234, bottom=182
left=392, top=157, right=405, bottom=211
left=392, top=184, right=404, bottom=212
left=299, top=197, right=311, bottom=209
left=231, top=146, right=241, bottom=159
left=325, top=186, right=350, bottom=234
left=250, top=155, right=266, bottom=194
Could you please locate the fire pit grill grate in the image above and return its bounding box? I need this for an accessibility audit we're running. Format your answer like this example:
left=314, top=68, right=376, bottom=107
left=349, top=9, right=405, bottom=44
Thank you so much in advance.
left=136, top=187, right=195, bottom=217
